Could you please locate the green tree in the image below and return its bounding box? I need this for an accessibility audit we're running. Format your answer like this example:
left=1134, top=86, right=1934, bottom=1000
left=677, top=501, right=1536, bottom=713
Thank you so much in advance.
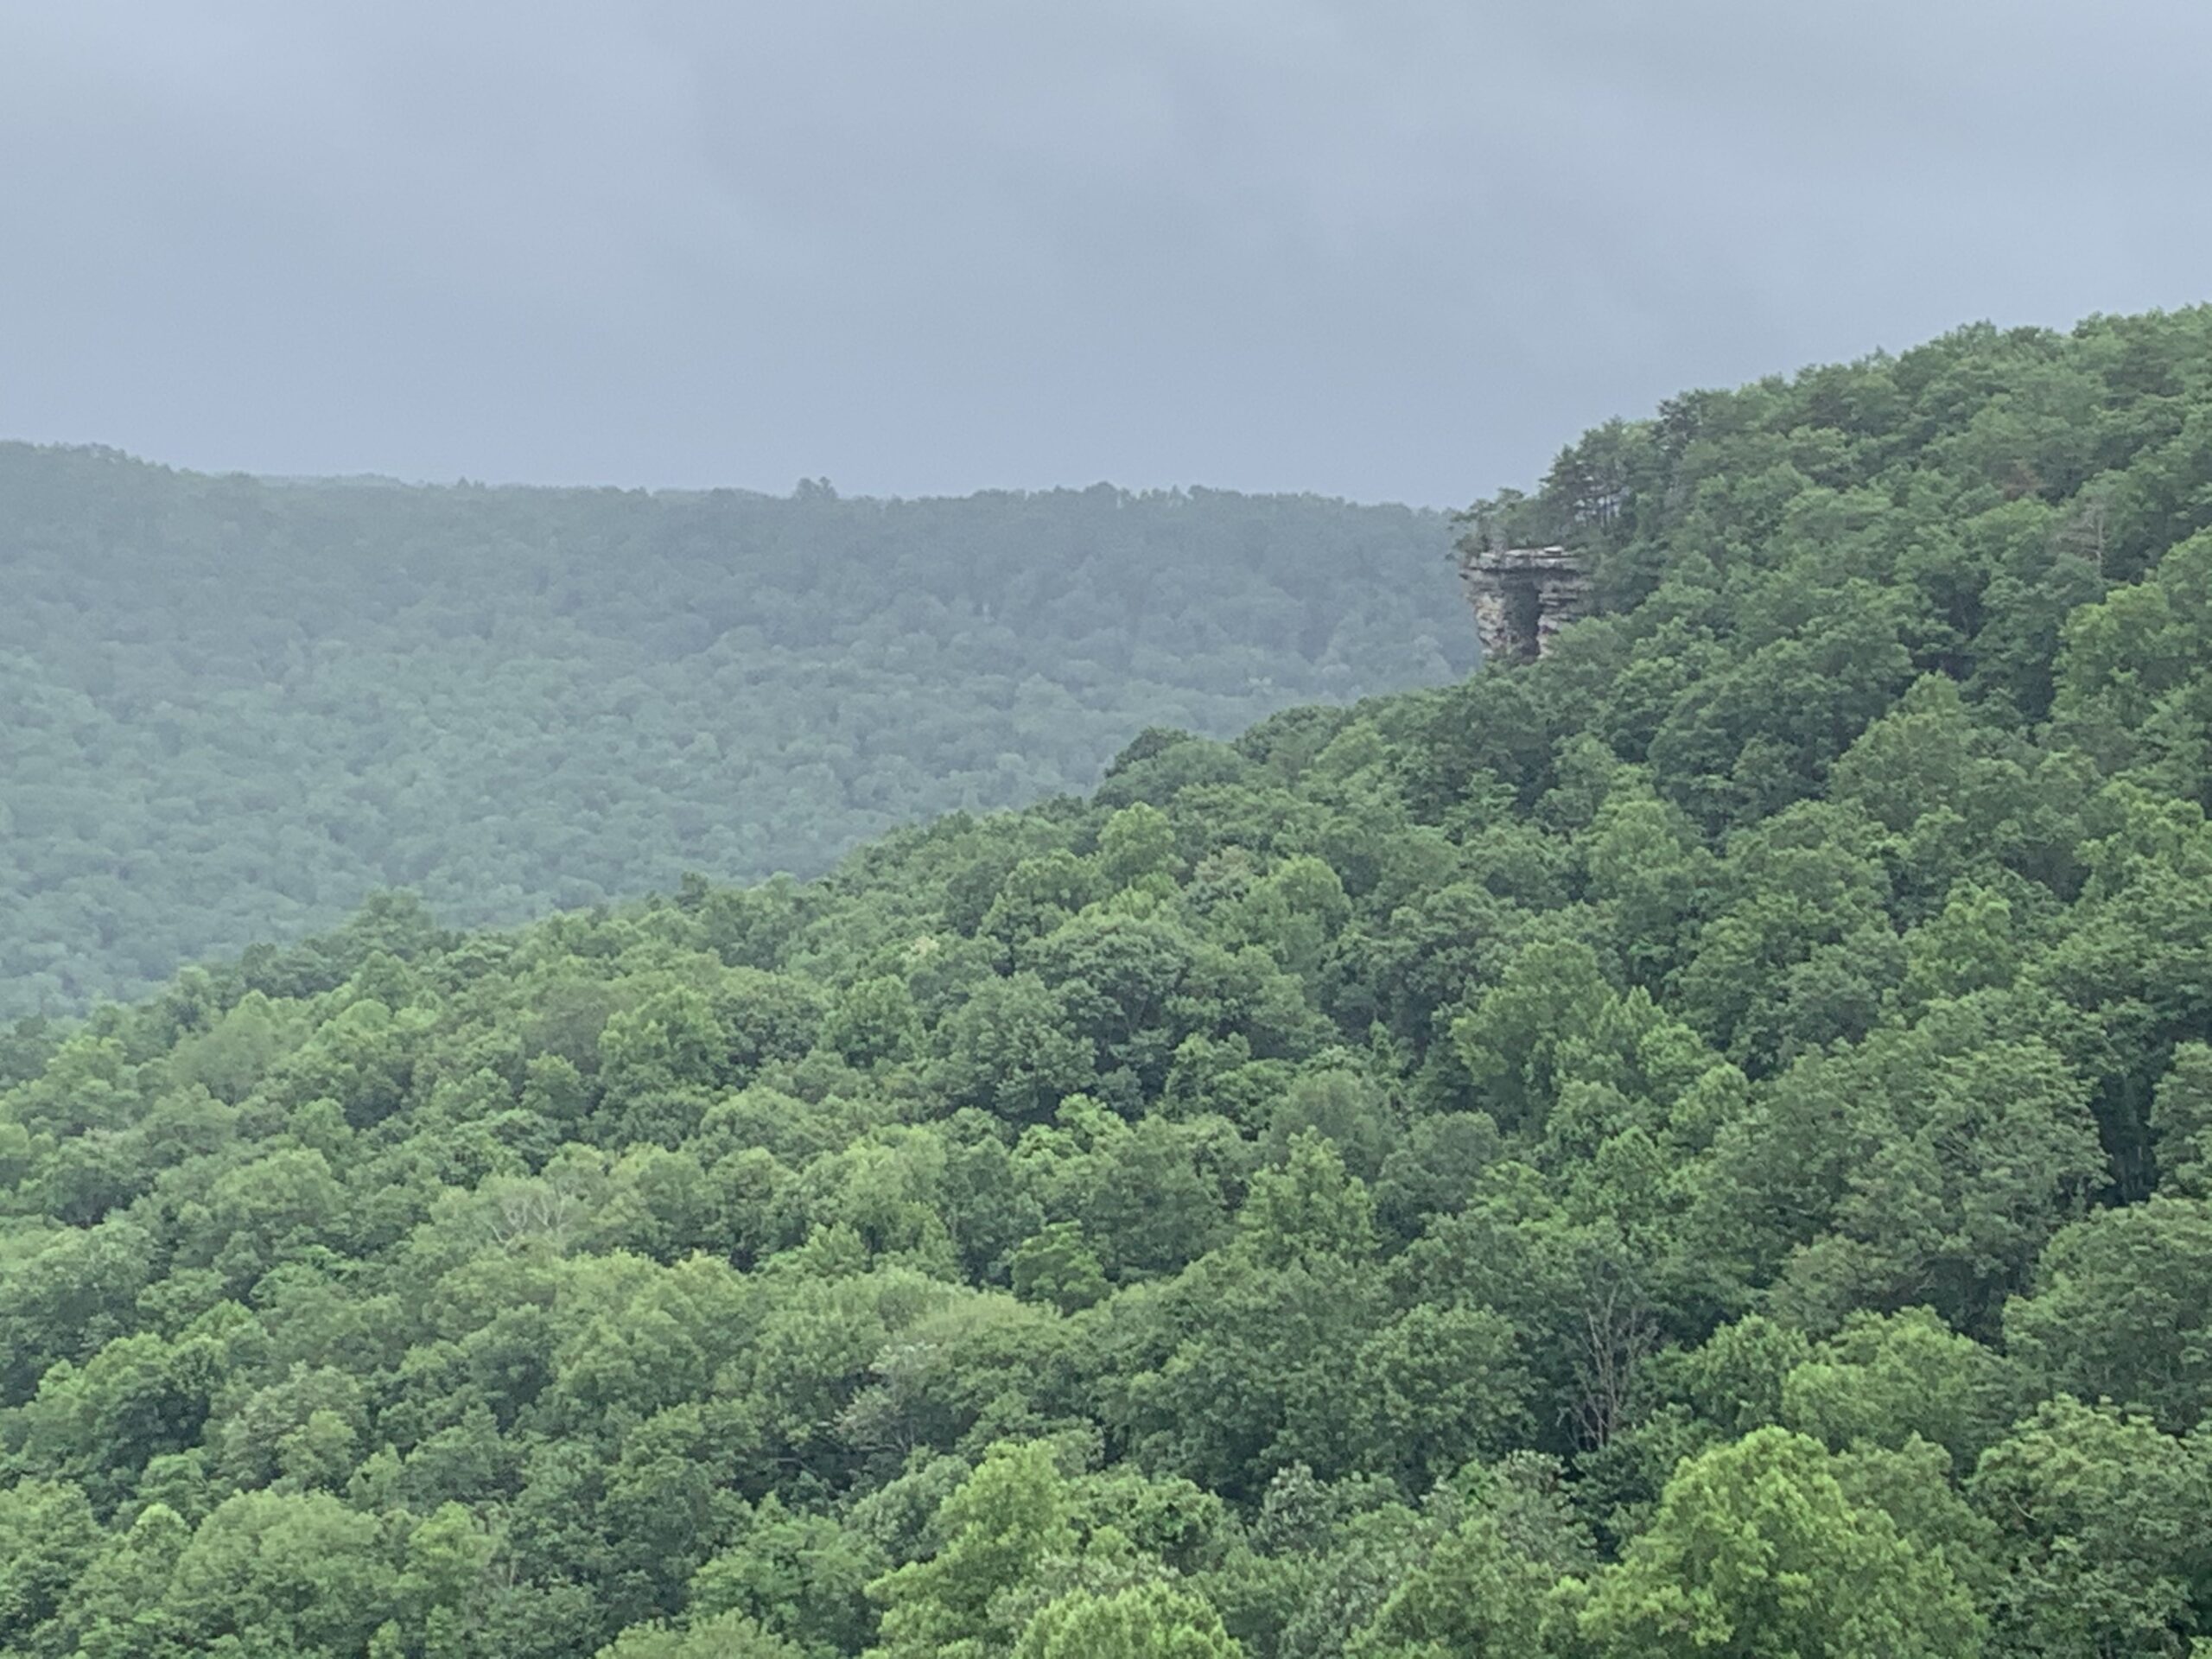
left=1348, top=1485, right=1585, bottom=1659
left=827, top=976, right=925, bottom=1067
left=1014, top=1582, right=1243, bottom=1659
left=1968, top=1397, right=2212, bottom=1657
left=1780, top=1307, right=2015, bottom=1468
left=2153, top=1041, right=2212, bottom=1196
left=1575, top=1427, right=1984, bottom=1658
left=1010, top=1222, right=1109, bottom=1313
left=1236, top=1132, right=1377, bottom=1268
left=597, top=1611, right=806, bottom=1658
left=868, top=1440, right=1077, bottom=1659
left=690, top=1497, right=887, bottom=1656
left=1347, top=1304, right=1534, bottom=1492
left=1097, top=804, right=1185, bottom=890
left=155, top=1490, right=397, bottom=1657
left=0, top=1478, right=103, bottom=1656
left=2005, top=1196, right=2212, bottom=1430
left=936, top=974, right=1093, bottom=1122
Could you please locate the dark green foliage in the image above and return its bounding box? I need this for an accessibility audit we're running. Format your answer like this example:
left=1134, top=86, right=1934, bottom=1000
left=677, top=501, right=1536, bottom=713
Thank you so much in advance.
left=7, top=306, right=2212, bottom=1655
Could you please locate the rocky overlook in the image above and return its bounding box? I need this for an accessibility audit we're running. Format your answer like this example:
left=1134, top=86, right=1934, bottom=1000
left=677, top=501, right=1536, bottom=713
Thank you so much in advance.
left=1456, top=542, right=1592, bottom=663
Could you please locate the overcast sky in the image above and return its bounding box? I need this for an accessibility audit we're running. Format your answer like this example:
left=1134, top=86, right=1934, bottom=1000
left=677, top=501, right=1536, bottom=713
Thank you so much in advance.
left=3, top=2, right=2208, bottom=508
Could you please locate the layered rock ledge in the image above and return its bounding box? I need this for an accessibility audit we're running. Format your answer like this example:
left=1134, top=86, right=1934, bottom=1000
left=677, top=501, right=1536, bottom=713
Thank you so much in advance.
left=1457, top=543, right=1591, bottom=663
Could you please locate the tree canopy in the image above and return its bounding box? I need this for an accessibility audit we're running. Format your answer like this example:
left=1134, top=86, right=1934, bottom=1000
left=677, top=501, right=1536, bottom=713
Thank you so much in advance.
left=9, top=305, right=2212, bottom=1656
left=0, top=461, right=1468, bottom=1015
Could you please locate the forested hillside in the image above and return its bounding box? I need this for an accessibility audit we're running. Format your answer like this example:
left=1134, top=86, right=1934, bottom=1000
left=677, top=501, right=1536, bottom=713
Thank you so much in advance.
left=0, top=458, right=1465, bottom=1015
left=9, top=306, right=2212, bottom=1656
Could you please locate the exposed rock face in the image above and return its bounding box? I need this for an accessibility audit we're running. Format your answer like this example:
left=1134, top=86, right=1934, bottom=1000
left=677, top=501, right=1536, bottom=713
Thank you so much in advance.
left=1457, top=544, right=1592, bottom=664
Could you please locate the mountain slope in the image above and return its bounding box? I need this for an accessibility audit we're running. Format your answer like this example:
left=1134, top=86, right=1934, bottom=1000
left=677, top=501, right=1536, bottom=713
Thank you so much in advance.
left=7, top=306, right=2212, bottom=1656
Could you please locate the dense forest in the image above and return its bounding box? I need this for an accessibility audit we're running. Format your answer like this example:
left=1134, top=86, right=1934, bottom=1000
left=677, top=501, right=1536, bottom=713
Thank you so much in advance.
left=9, top=304, right=2212, bottom=1656
left=0, top=457, right=1467, bottom=1016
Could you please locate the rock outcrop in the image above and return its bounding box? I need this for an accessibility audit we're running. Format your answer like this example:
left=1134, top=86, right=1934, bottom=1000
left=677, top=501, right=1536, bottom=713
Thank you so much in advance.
left=1457, top=544, right=1591, bottom=664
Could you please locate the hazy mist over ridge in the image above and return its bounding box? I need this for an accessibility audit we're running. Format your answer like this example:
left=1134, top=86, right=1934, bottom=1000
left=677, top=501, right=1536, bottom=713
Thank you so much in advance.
left=4, top=1, right=2209, bottom=506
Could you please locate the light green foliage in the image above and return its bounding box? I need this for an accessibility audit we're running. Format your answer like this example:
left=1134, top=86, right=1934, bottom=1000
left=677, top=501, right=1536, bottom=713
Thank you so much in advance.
left=1781, top=1308, right=2015, bottom=1466
left=934, top=973, right=1093, bottom=1122
left=1450, top=939, right=1619, bottom=1131
left=1575, top=1427, right=1985, bottom=1657
left=152, top=1489, right=399, bottom=1656
left=1772, top=1034, right=2103, bottom=1333
left=1236, top=1132, right=1377, bottom=1268
left=1098, top=804, right=1185, bottom=892
left=868, top=1441, right=1077, bottom=1658
left=1217, top=856, right=1350, bottom=983
left=1014, top=1582, right=1243, bottom=1658
left=825, top=976, right=925, bottom=1069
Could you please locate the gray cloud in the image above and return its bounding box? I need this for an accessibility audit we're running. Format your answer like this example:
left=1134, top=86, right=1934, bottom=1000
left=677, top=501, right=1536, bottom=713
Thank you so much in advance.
left=3, top=1, right=2207, bottom=505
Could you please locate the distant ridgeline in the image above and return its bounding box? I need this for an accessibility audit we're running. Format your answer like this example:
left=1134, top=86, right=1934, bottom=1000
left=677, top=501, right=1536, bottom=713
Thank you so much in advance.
left=10, top=309, right=2212, bottom=1656
left=0, top=456, right=1468, bottom=1014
